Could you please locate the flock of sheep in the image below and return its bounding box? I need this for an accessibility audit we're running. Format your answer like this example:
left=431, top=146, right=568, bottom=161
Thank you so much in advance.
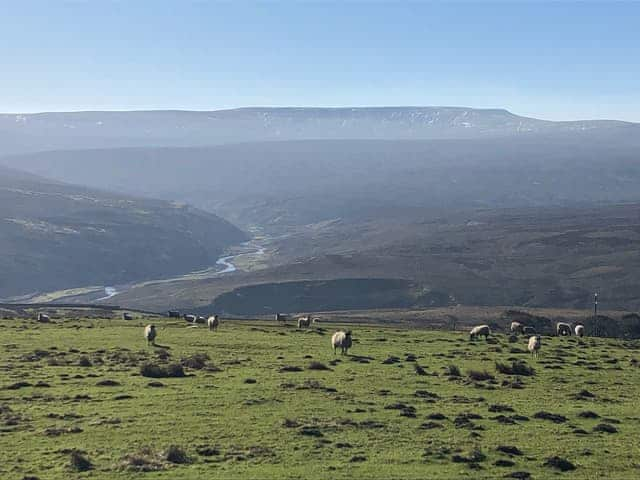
left=142, top=313, right=353, bottom=355
left=469, top=320, right=587, bottom=358
left=140, top=311, right=590, bottom=359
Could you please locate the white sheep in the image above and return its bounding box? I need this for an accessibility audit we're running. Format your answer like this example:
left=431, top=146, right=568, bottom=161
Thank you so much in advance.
left=144, top=324, right=157, bottom=346
left=556, top=322, right=572, bottom=336
left=575, top=324, right=585, bottom=337
left=207, top=315, right=220, bottom=331
left=332, top=330, right=353, bottom=355
left=510, top=321, right=524, bottom=335
left=469, top=324, right=491, bottom=341
left=297, top=316, right=312, bottom=328
left=184, top=314, right=196, bottom=323
left=528, top=335, right=541, bottom=358
left=37, top=313, right=50, bottom=323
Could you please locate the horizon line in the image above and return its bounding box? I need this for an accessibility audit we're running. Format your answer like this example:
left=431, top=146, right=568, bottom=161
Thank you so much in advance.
left=1, top=105, right=636, bottom=124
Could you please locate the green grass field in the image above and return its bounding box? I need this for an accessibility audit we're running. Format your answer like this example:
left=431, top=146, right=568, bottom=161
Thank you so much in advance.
left=2, top=318, right=639, bottom=479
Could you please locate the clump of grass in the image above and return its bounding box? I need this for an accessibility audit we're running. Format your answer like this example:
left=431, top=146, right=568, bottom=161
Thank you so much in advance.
left=181, top=353, right=209, bottom=370
left=164, top=445, right=190, bottom=464
left=279, top=365, right=303, bottom=372
left=495, top=361, right=535, bottom=376
left=452, top=447, right=486, bottom=463
left=119, top=447, right=165, bottom=472
left=544, top=456, right=576, bottom=471
left=308, top=361, right=330, bottom=371
left=414, top=364, right=427, bottom=376
left=69, top=450, right=92, bottom=472
left=445, top=364, right=461, bottom=377
left=593, top=423, right=618, bottom=433
left=467, top=370, right=495, bottom=381
left=77, top=356, right=92, bottom=367
left=140, top=362, right=184, bottom=378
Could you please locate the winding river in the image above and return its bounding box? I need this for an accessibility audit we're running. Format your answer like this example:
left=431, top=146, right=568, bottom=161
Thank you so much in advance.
left=94, top=240, right=267, bottom=302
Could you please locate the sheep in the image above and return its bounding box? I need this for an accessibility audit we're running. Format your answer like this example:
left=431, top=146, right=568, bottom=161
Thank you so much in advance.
left=528, top=335, right=542, bottom=358
left=312, top=317, right=321, bottom=324
left=575, top=324, right=585, bottom=337
left=144, top=324, right=157, bottom=346
left=522, top=326, right=536, bottom=335
left=556, top=322, right=572, bottom=336
left=37, top=313, right=50, bottom=323
left=469, top=324, right=491, bottom=341
left=184, top=314, right=196, bottom=323
left=196, top=316, right=206, bottom=324
left=332, top=330, right=353, bottom=355
left=510, top=321, right=524, bottom=335
left=275, top=313, right=288, bottom=323
left=122, top=313, right=133, bottom=321
left=297, top=316, right=312, bottom=328
left=207, top=315, right=220, bottom=331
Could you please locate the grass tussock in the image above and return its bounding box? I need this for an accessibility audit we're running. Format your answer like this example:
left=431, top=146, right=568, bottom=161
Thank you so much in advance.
left=69, top=450, right=92, bottom=472
left=445, top=364, right=462, bottom=377
left=495, top=361, right=535, bottom=376
left=140, top=362, right=185, bottom=378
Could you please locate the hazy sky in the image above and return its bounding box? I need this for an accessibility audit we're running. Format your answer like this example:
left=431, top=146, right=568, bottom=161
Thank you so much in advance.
left=2, top=1, right=639, bottom=121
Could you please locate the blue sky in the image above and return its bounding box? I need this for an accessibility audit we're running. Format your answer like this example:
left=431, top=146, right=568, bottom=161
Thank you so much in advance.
left=1, top=1, right=639, bottom=121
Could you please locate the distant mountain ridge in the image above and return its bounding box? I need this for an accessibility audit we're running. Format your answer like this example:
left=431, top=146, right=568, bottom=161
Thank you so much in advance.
left=0, top=107, right=636, bottom=155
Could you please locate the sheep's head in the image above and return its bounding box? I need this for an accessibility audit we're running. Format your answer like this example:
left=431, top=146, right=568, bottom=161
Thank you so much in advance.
left=345, top=330, right=352, bottom=337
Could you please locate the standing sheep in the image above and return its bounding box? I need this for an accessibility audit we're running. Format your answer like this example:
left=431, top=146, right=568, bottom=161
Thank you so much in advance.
left=510, top=321, right=524, bottom=335
left=37, top=313, right=50, bottom=323
left=184, top=314, right=196, bottom=323
left=297, top=316, right=312, bottom=328
left=528, top=335, right=542, bottom=358
left=275, top=313, right=288, bottom=324
left=556, top=322, right=572, bottom=336
left=207, top=315, right=220, bottom=331
left=575, top=324, right=585, bottom=337
left=469, top=324, right=491, bottom=341
left=332, top=330, right=353, bottom=355
left=144, top=325, right=157, bottom=346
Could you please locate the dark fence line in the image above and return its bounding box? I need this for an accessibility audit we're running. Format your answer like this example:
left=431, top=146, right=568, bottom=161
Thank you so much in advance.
left=0, top=303, right=161, bottom=316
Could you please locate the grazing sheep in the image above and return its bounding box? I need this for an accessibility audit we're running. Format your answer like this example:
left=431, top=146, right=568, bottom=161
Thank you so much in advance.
left=575, top=324, right=585, bottom=337
left=122, top=313, right=133, bottom=321
left=196, top=316, right=206, bottom=324
left=510, top=321, right=524, bottom=335
left=184, top=314, right=196, bottom=323
left=207, top=315, right=220, bottom=331
left=557, top=322, right=572, bottom=336
left=297, top=316, right=312, bottom=328
left=144, top=325, right=157, bottom=346
left=312, top=317, right=321, bottom=324
left=523, top=326, right=536, bottom=335
left=37, top=313, right=50, bottom=323
left=332, top=330, right=353, bottom=355
left=469, top=324, right=491, bottom=341
left=528, top=335, right=542, bottom=358
left=275, top=313, right=289, bottom=323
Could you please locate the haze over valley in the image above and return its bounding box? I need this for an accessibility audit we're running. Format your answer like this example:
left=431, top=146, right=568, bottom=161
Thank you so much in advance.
left=2, top=107, right=640, bottom=313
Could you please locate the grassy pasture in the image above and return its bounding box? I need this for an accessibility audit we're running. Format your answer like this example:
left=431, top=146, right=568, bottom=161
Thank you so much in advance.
left=1, top=318, right=640, bottom=479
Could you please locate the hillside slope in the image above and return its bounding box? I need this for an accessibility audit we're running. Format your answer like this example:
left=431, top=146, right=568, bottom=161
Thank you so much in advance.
left=0, top=166, right=247, bottom=298
left=4, top=131, right=640, bottom=228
